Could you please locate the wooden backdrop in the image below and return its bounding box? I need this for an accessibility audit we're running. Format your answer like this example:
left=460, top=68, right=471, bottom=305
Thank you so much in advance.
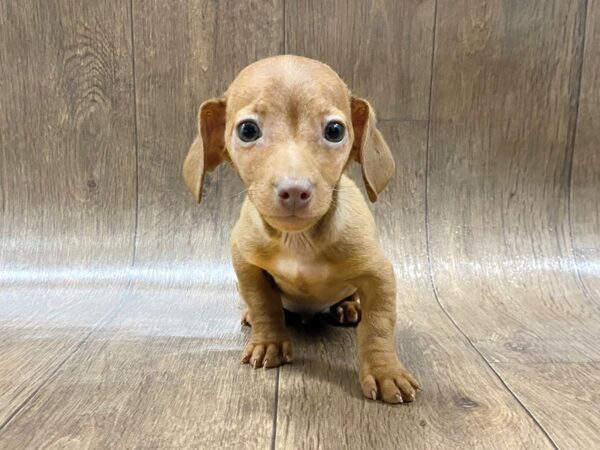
left=0, top=1, right=598, bottom=448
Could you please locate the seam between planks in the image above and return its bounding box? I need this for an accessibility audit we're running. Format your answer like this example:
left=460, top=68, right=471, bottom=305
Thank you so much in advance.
left=270, top=367, right=280, bottom=450
left=0, top=279, right=132, bottom=432
left=272, top=3, right=287, bottom=448
left=129, top=0, right=140, bottom=268
left=283, top=0, right=287, bottom=54
left=422, top=1, right=559, bottom=448
left=567, top=0, right=597, bottom=304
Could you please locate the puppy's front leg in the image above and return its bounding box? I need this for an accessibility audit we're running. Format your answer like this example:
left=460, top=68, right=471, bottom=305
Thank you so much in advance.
left=356, top=258, right=421, bottom=403
left=233, top=245, right=292, bottom=369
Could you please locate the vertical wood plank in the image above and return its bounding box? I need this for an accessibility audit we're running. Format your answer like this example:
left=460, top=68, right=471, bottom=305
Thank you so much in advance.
left=571, top=0, right=600, bottom=300
left=0, top=0, right=136, bottom=268
left=286, top=0, right=435, bottom=120
left=427, top=0, right=599, bottom=363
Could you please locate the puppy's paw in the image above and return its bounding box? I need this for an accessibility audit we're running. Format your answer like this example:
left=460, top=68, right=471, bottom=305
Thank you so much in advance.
left=360, top=364, right=421, bottom=404
left=241, top=309, right=252, bottom=326
left=241, top=340, right=292, bottom=369
left=332, top=299, right=361, bottom=326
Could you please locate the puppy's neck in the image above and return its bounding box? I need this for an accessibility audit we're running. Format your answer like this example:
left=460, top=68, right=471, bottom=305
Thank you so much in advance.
left=280, top=231, right=317, bottom=252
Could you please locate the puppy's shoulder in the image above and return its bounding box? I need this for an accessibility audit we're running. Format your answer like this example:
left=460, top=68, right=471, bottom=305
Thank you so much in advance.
left=330, top=174, right=377, bottom=235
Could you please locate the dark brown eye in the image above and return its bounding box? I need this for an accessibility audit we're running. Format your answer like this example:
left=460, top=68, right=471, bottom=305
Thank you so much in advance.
left=237, top=121, right=261, bottom=142
left=324, top=121, right=345, bottom=143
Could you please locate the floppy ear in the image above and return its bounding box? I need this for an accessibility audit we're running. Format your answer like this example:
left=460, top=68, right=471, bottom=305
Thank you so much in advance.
left=182, top=98, right=227, bottom=203
left=350, top=97, right=395, bottom=202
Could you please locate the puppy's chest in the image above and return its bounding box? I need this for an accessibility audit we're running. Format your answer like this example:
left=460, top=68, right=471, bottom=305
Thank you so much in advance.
left=265, top=239, right=335, bottom=295
left=272, top=253, right=329, bottom=288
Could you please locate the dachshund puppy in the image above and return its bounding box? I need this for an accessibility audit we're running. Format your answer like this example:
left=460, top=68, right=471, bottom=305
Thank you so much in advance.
left=183, top=55, right=420, bottom=403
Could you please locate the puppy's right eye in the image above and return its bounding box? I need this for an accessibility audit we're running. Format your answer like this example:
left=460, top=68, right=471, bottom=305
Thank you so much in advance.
left=237, top=121, right=262, bottom=142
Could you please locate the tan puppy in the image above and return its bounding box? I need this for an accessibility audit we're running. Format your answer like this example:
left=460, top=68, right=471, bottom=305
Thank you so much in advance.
left=183, top=55, right=420, bottom=403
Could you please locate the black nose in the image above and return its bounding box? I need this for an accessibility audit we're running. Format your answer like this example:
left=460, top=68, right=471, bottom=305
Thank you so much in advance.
left=276, top=178, right=314, bottom=210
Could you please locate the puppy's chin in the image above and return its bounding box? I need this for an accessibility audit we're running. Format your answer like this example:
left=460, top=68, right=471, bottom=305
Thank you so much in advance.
left=262, top=214, right=321, bottom=233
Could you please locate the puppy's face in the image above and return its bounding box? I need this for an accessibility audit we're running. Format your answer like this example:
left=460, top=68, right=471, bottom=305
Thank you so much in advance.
left=225, top=59, right=353, bottom=232
left=183, top=56, right=395, bottom=233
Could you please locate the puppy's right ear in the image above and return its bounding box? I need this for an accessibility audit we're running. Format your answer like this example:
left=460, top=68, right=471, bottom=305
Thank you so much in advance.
left=182, top=98, right=227, bottom=203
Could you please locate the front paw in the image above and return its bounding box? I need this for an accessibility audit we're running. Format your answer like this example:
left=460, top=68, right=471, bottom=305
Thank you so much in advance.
left=241, top=339, right=293, bottom=369
left=360, top=362, right=421, bottom=404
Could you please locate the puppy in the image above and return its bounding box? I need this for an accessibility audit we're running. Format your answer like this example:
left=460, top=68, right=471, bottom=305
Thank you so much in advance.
left=183, top=55, right=420, bottom=403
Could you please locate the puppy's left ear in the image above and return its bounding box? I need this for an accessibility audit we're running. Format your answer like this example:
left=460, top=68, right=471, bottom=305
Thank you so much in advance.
left=182, top=98, right=227, bottom=203
left=350, top=97, right=395, bottom=202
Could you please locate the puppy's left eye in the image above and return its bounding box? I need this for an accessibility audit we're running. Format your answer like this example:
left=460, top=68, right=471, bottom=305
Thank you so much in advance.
left=323, top=121, right=345, bottom=143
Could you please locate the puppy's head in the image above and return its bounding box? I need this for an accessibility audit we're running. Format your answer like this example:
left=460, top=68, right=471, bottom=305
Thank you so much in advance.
left=183, top=56, right=394, bottom=232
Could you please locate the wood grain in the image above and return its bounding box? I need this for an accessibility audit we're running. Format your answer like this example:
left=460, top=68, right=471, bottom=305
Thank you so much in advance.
left=286, top=0, right=435, bottom=120
left=492, top=362, right=600, bottom=448
left=426, top=0, right=600, bottom=364
left=0, top=0, right=136, bottom=267
left=0, top=0, right=135, bottom=428
left=278, top=331, right=552, bottom=450
left=571, top=0, right=600, bottom=301
left=0, top=282, right=278, bottom=449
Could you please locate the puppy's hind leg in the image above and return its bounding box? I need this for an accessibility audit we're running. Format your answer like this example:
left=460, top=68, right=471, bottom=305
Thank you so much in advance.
left=241, top=308, right=252, bottom=326
left=330, top=293, right=361, bottom=326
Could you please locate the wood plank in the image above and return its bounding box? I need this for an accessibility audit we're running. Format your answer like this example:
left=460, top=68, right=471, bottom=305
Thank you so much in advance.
left=286, top=0, right=435, bottom=120
left=0, top=285, right=128, bottom=427
left=426, top=0, right=599, bottom=363
left=275, top=123, right=552, bottom=449
left=278, top=331, right=552, bottom=450
left=0, top=0, right=136, bottom=267
left=0, top=282, right=277, bottom=448
left=571, top=0, right=600, bottom=300
left=492, top=362, right=600, bottom=448
left=0, top=0, right=136, bottom=426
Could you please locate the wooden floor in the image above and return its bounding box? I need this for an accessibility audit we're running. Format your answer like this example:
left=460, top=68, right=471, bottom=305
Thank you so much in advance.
left=1, top=1, right=599, bottom=449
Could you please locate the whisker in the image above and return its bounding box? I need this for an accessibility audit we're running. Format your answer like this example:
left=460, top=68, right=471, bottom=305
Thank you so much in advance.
left=230, top=187, right=248, bottom=198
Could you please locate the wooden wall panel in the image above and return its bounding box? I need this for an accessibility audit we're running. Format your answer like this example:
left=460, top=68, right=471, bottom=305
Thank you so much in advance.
left=0, top=0, right=136, bottom=268
left=571, top=0, right=600, bottom=300
left=286, top=0, right=435, bottom=120
left=427, top=2, right=600, bottom=446
left=427, top=0, right=599, bottom=363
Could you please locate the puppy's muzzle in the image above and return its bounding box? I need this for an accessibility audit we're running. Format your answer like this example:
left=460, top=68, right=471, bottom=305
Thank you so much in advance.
left=276, top=177, right=314, bottom=211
